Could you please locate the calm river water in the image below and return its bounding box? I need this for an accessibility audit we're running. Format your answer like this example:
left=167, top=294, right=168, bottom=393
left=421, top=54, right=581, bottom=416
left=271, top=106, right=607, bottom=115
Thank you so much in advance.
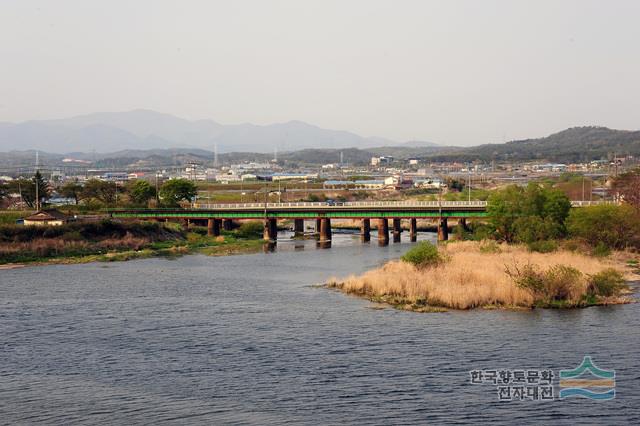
left=1, top=231, right=639, bottom=425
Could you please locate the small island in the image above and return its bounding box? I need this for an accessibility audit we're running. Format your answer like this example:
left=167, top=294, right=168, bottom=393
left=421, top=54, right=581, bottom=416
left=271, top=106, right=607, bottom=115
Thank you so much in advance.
left=327, top=240, right=636, bottom=312
left=327, top=183, right=640, bottom=311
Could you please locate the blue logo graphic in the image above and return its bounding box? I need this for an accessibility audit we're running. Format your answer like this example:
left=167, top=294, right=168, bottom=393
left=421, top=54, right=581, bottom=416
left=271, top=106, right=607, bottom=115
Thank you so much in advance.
left=559, top=356, right=615, bottom=400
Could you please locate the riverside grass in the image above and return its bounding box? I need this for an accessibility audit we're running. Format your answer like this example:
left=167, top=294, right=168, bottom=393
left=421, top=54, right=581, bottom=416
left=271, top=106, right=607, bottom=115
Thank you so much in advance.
left=0, top=219, right=266, bottom=267
left=327, top=241, right=636, bottom=311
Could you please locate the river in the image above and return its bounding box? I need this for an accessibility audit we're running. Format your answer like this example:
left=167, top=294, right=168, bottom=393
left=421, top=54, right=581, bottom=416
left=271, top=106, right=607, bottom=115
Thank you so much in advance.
left=1, top=231, right=639, bottom=424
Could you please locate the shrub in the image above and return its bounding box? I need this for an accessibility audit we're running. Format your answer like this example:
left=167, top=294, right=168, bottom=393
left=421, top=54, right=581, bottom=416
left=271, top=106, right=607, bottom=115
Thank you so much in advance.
left=190, top=226, right=208, bottom=236
left=527, top=240, right=557, bottom=253
left=235, top=221, right=264, bottom=239
left=470, top=223, right=494, bottom=241
left=479, top=240, right=501, bottom=254
left=587, top=269, right=626, bottom=297
left=506, top=262, right=546, bottom=295
left=567, top=204, right=640, bottom=250
left=506, top=263, right=583, bottom=302
left=592, top=242, right=611, bottom=257
left=401, top=241, right=442, bottom=268
left=544, top=265, right=582, bottom=301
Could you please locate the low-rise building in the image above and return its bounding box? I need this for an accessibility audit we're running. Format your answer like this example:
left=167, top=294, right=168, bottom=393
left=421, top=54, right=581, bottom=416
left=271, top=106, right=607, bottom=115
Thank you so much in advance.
left=271, top=172, right=318, bottom=181
left=23, top=209, right=71, bottom=227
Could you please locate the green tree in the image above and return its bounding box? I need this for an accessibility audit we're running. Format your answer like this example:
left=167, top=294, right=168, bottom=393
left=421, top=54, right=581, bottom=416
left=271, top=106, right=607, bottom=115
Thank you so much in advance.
left=446, top=178, right=465, bottom=192
left=59, top=181, right=83, bottom=205
left=487, top=183, right=571, bottom=242
left=159, top=178, right=197, bottom=207
left=567, top=204, right=640, bottom=249
left=7, top=173, right=50, bottom=208
left=128, top=180, right=156, bottom=206
left=486, top=185, right=524, bottom=242
left=82, top=179, right=117, bottom=205
left=32, top=171, right=50, bottom=209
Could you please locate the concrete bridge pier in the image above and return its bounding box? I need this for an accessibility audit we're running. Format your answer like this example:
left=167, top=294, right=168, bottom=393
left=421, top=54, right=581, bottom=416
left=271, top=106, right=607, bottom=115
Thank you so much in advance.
left=294, top=219, right=305, bottom=237
left=360, top=218, right=370, bottom=242
left=315, top=218, right=322, bottom=237
left=264, top=218, right=278, bottom=242
left=438, top=217, right=449, bottom=241
left=222, top=219, right=233, bottom=231
left=409, top=218, right=417, bottom=242
left=319, top=218, right=332, bottom=242
left=207, top=218, right=221, bottom=237
left=392, top=218, right=402, bottom=243
left=459, top=217, right=469, bottom=232
left=377, top=218, right=389, bottom=245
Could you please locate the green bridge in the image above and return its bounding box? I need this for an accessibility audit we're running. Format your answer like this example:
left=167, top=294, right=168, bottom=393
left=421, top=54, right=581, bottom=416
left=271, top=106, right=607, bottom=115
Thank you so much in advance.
left=108, top=200, right=600, bottom=244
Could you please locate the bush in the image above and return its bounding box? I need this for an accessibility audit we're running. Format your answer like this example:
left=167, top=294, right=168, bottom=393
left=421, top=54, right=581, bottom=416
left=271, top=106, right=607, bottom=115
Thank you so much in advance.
left=567, top=204, right=640, bottom=250
left=544, top=265, right=582, bottom=301
left=592, top=242, right=611, bottom=257
left=506, top=263, right=583, bottom=302
left=506, top=262, right=546, bottom=294
left=527, top=240, right=558, bottom=253
left=470, top=223, right=494, bottom=241
left=479, top=240, right=501, bottom=253
left=401, top=241, right=442, bottom=268
left=235, top=221, right=264, bottom=239
left=588, top=269, right=626, bottom=297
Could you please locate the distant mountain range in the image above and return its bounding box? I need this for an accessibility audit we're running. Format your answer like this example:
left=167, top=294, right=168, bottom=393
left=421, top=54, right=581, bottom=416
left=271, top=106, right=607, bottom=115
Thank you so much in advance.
left=0, top=109, right=404, bottom=153
left=425, top=127, right=640, bottom=163
left=0, top=109, right=638, bottom=167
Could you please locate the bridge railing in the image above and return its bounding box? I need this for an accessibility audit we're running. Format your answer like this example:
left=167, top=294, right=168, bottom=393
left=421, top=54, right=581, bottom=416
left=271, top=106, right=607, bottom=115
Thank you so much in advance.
left=192, top=200, right=489, bottom=209
left=190, top=200, right=613, bottom=210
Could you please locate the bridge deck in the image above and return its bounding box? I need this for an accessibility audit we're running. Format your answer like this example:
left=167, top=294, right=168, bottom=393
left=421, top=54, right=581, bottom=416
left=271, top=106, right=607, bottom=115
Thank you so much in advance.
left=108, top=200, right=605, bottom=220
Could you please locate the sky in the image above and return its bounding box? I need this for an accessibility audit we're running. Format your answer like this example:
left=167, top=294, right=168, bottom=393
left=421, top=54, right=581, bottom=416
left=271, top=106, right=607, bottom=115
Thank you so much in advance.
left=1, top=0, right=639, bottom=146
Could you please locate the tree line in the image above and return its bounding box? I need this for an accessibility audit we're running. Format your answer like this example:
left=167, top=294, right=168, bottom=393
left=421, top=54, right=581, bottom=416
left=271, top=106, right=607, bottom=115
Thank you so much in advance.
left=483, top=168, right=640, bottom=252
left=0, top=173, right=198, bottom=209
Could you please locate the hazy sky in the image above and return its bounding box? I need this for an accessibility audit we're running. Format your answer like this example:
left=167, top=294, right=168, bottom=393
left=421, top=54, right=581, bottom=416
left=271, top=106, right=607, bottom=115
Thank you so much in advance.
left=1, top=0, right=639, bottom=146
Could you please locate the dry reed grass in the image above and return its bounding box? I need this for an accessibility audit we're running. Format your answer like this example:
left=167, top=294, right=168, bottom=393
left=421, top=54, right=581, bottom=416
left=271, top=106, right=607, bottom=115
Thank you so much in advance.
left=328, top=241, right=631, bottom=310
left=0, top=232, right=152, bottom=258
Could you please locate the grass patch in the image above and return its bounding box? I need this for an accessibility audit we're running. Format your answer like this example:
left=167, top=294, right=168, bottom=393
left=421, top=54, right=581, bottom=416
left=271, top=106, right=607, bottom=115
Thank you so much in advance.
left=327, top=241, right=633, bottom=311
left=0, top=219, right=267, bottom=266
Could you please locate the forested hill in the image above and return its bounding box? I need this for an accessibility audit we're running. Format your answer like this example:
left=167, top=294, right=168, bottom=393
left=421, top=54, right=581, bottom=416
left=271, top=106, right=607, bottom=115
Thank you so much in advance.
left=426, top=127, right=640, bottom=163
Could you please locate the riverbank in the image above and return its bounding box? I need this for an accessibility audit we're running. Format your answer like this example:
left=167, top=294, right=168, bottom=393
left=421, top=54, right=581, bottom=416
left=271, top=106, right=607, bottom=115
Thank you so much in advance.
left=0, top=220, right=266, bottom=267
left=327, top=241, right=637, bottom=312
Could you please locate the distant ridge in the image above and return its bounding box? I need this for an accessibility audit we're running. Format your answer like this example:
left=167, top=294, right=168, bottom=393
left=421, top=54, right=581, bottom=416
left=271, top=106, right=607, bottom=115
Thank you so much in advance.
left=425, top=126, right=640, bottom=163
left=0, top=109, right=400, bottom=154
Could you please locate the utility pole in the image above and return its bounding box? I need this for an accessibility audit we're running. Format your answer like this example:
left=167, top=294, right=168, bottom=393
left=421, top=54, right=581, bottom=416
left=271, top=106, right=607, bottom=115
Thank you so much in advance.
left=263, top=179, right=268, bottom=218
left=18, top=180, right=23, bottom=210
left=35, top=174, right=39, bottom=211
left=155, top=171, right=160, bottom=205
left=468, top=165, right=471, bottom=203
left=35, top=151, right=40, bottom=210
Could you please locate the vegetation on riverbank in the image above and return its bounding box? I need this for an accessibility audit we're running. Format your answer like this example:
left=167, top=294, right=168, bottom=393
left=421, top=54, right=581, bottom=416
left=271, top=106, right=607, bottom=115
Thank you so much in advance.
left=327, top=241, right=636, bottom=311
left=0, top=219, right=266, bottom=266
